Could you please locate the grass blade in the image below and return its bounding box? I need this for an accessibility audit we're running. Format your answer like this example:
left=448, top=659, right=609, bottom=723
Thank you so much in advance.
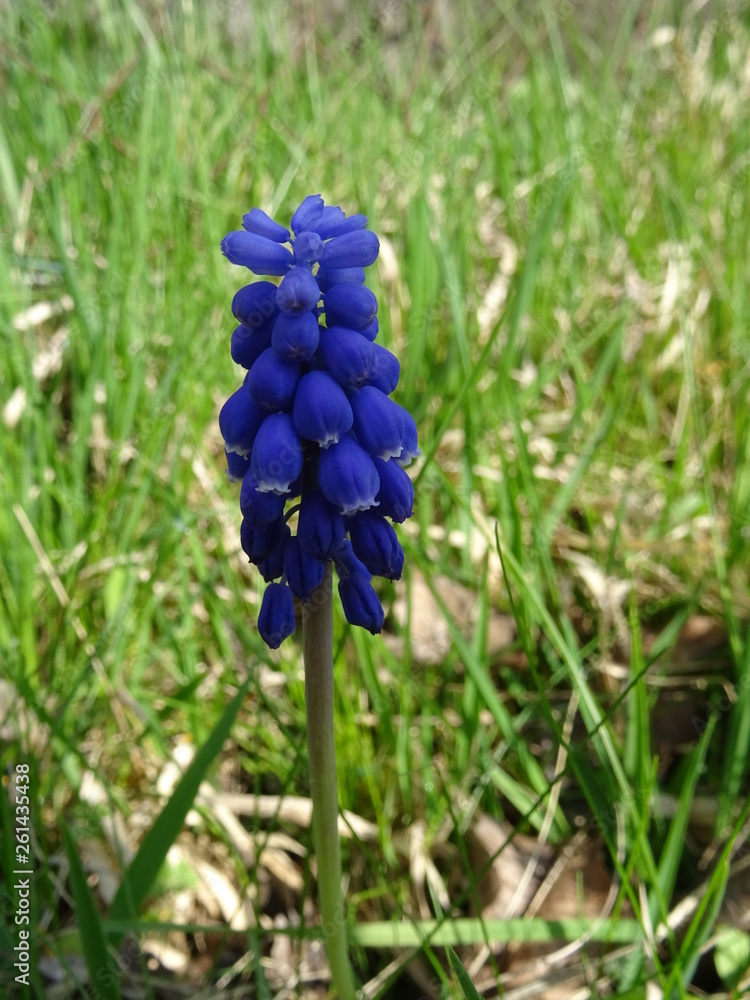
left=63, top=827, right=123, bottom=1000
left=349, top=917, right=642, bottom=947
left=107, top=678, right=250, bottom=945
left=448, top=945, right=483, bottom=1000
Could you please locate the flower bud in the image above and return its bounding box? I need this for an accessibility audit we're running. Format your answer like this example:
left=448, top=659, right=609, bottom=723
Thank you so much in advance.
left=338, top=573, right=384, bottom=634
left=258, top=582, right=296, bottom=648
left=349, top=511, right=404, bottom=580
left=222, top=232, right=293, bottom=275
left=284, top=535, right=325, bottom=602
left=298, top=491, right=346, bottom=561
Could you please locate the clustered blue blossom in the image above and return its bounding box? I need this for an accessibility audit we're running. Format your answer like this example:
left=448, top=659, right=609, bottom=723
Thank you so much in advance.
left=219, top=195, right=418, bottom=648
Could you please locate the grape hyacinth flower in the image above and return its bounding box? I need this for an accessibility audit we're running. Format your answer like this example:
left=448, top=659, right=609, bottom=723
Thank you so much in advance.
left=220, top=194, right=418, bottom=649
left=219, top=196, right=417, bottom=999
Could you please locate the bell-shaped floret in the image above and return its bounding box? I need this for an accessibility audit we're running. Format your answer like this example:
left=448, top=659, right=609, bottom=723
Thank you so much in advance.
left=240, top=515, right=287, bottom=565
left=250, top=413, right=303, bottom=494
left=297, top=490, right=346, bottom=561
left=338, top=571, right=384, bottom=634
left=349, top=511, right=404, bottom=580
left=318, top=326, right=378, bottom=390
left=231, top=281, right=279, bottom=329
left=258, top=582, right=296, bottom=648
left=257, top=522, right=290, bottom=582
left=240, top=469, right=286, bottom=528
left=316, top=267, right=365, bottom=293
left=373, top=457, right=414, bottom=522
left=310, top=205, right=344, bottom=236
left=314, top=212, right=367, bottom=239
left=333, top=539, right=368, bottom=580
left=367, top=343, right=400, bottom=393
left=276, top=266, right=320, bottom=315
left=283, top=535, right=325, bottom=602
left=318, top=435, right=380, bottom=515
left=291, top=194, right=325, bottom=235
left=320, top=229, right=379, bottom=269
left=242, top=208, right=290, bottom=243
left=293, top=231, right=325, bottom=265
left=247, top=348, right=300, bottom=411
left=221, top=231, right=293, bottom=275
left=230, top=323, right=273, bottom=370
left=293, top=371, right=353, bottom=448
left=271, top=311, right=319, bottom=361
left=350, top=386, right=405, bottom=460
left=395, top=406, right=420, bottom=466
left=323, top=283, right=378, bottom=331
left=359, top=317, right=379, bottom=342
left=219, top=383, right=266, bottom=456
left=225, top=449, right=249, bottom=483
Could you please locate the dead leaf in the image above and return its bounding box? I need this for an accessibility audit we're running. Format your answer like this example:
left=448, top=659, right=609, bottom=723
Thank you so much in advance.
left=391, top=570, right=516, bottom=664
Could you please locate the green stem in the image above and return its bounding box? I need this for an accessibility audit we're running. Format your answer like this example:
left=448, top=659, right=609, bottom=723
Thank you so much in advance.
left=303, top=563, right=357, bottom=1000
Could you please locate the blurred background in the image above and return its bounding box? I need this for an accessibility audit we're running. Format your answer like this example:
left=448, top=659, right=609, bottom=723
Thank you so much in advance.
left=1, top=0, right=749, bottom=997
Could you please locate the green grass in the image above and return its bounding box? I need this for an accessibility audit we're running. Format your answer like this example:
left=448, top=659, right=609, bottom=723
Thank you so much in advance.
left=1, top=0, right=749, bottom=997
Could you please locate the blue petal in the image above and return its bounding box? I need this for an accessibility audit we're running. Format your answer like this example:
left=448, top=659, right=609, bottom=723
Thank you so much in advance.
left=241, top=515, right=287, bottom=564
left=225, top=448, right=250, bottom=483
left=232, top=281, right=279, bottom=329
left=242, top=208, right=290, bottom=243
left=291, top=194, right=325, bottom=235
left=258, top=523, right=290, bottom=582
left=247, top=347, right=300, bottom=411
left=310, top=205, right=345, bottom=237
left=350, top=386, right=405, bottom=460
left=314, top=213, right=368, bottom=239
left=219, top=384, right=266, bottom=456
left=323, top=283, right=378, bottom=330
left=359, top=317, right=379, bottom=342
left=283, top=535, right=325, bottom=602
left=293, top=371, right=353, bottom=448
left=338, top=572, right=384, bottom=634
left=395, top=407, right=421, bottom=466
left=298, top=490, right=346, bottom=560
left=240, top=468, right=286, bottom=527
left=349, top=511, right=404, bottom=580
left=258, top=582, right=296, bottom=648
left=316, top=267, right=365, bottom=293
left=293, top=230, right=325, bottom=265
left=372, top=457, right=414, bottom=522
left=221, top=231, right=293, bottom=275
left=319, top=326, right=378, bottom=389
left=231, top=323, right=273, bottom=370
left=251, top=413, right=303, bottom=494
left=318, top=435, right=380, bottom=515
left=333, top=539, right=368, bottom=580
left=271, top=311, right=320, bottom=361
left=320, top=230, right=379, bottom=269
left=276, top=266, right=321, bottom=314
left=368, top=343, right=400, bottom=392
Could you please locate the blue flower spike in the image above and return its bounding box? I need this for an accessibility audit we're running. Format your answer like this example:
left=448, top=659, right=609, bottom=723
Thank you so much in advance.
left=221, top=195, right=418, bottom=647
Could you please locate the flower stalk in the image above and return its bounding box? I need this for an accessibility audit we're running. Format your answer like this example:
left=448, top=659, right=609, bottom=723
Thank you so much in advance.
left=303, top=563, right=357, bottom=999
